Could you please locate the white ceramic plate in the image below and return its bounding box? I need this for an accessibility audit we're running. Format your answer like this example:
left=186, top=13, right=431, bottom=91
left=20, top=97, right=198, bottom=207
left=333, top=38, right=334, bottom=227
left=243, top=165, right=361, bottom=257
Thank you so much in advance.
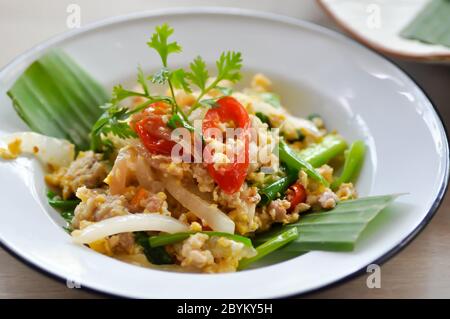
left=318, top=0, right=450, bottom=62
left=0, top=8, right=448, bottom=298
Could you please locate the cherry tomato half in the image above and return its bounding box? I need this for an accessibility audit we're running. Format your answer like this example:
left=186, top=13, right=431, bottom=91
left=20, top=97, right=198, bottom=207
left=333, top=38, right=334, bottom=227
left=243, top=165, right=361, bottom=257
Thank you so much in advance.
left=202, top=97, right=250, bottom=194
left=133, top=103, right=176, bottom=156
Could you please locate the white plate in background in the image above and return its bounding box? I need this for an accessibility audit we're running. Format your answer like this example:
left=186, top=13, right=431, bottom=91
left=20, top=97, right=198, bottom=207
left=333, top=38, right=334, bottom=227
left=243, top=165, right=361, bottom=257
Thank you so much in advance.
left=318, top=0, right=450, bottom=62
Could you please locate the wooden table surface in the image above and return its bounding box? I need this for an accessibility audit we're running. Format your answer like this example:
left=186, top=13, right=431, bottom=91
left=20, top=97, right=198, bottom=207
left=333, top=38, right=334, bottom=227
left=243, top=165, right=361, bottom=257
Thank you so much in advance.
left=1, top=0, right=449, bottom=299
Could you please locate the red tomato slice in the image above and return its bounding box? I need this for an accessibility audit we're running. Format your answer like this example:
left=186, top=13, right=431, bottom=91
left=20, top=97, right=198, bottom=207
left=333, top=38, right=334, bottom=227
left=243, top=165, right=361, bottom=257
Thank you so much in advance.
left=202, top=97, right=250, bottom=194
left=133, top=103, right=176, bottom=156
left=286, top=182, right=307, bottom=212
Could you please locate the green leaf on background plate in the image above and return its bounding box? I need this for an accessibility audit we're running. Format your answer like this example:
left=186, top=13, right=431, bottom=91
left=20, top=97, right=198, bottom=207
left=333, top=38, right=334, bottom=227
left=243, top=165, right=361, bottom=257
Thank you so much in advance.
left=400, top=0, right=450, bottom=48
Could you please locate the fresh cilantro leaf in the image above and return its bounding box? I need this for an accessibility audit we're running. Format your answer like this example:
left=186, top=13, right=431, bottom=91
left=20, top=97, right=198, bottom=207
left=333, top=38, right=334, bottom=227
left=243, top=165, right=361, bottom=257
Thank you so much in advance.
left=170, top=68, right=191, bottom=93
left=147, top=23, right=182, bottom=67
left=102, top=121, right=137, bottom=139
left=152, top=67, right=170, bottom=85
left=112, top=85, right=147, bottom=104
left=90, top=103, right=138, bottom=152
left=137, top=65, right=149, bottom=95
left=146, top=23, right=188, bottom=119
left=216, top=51, right=242, bottom=83
left=186, top=56, right=209, bottom=91
left=186, top=51, right=242, bottom=115
left=167, top=113, right=194, bottom=131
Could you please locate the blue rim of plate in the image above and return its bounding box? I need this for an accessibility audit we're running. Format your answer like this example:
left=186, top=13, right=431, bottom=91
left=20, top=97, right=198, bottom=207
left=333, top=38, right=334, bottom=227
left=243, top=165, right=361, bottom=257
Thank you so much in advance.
left=0, top=7, right=448, bottom=299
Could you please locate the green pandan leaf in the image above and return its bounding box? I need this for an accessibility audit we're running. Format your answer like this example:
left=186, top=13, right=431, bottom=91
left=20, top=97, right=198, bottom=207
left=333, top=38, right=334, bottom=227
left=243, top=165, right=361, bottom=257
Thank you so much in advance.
left=400, top=0, right=450, bottom=48
left=7, top=49, right=109, bottom=150
left=254, top=194, right=401, bottom=252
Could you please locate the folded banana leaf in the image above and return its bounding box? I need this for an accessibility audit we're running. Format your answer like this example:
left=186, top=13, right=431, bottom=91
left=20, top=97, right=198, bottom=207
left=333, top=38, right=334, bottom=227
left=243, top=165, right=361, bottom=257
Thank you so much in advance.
left=254, top=194, right=400, bottom=252
left=7, top=49, right=109, bottom=150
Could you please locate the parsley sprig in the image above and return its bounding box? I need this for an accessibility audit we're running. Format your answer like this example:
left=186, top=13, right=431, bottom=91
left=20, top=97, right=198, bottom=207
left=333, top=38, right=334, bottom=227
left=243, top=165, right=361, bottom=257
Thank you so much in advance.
left=90, top=23, right=243, bottom=154
left=186, top=52, right=242, bottom=114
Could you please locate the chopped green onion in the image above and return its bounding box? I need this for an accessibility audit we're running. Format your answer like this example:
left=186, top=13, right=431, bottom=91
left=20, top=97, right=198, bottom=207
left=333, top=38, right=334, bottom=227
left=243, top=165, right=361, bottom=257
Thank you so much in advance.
left=135, top=232, right=173, bottom=265
left=48, top=199, right=80, bottom=210
left=259, top=170, right=297, bottom=205
left=331, top=140, right=366, bottom=190
left=259, top=135, right=347, bottom=203
left=60, top=211, right=75, bottom=223
left=238, top=227, right=298, bottom=270
left=299, top=134, right=347, bottom=168
left=278, top=140, right=329, bottom=186
left=149, top=231, right=253, bottom=248
left=47, top=190, right=80, bottom=210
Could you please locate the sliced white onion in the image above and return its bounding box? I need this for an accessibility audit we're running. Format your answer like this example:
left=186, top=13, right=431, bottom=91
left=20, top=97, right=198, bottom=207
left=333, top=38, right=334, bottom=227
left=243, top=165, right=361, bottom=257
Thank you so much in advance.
left=135, top=155, right=163, bottom=193
left=0, top=132, right=75, bottom=168
left=71, top=213, right=189, bottom=244
left=164, top=177, right=235, bottom=233
left=106, top=146, right=135, bottom=195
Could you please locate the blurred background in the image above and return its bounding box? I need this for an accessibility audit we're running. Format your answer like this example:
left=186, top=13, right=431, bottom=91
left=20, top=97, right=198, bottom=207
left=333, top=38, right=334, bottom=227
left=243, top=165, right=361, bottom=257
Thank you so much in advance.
left=0, top=0, right=449, bottom=298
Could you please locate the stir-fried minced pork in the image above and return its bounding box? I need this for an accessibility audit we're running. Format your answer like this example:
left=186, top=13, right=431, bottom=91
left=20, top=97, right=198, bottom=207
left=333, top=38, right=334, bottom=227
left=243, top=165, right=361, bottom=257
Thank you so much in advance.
left=213, top=184, right=261, bottom=208
left=46, top=151, right=108, bottom=199
left=108, top=233, right=136, bottom=254
left=145, top=154, right=191, bottom=178
left=318, top=190, right=339, bottom=209
left=291, top=202, right=311, bottom=215
left=317, top=164, right=334, bottom=184
left=213, top=184, right=261, bottom=234
left=173, top=233, right=256, bottom=273
left=336, top=183, right=357, bottom=200
left=128, top=188, right=170, bottom=215
left=88, top=233, right=138, bottom=256
left=192, top=164, right=215, bottom=192
left=73, top=185, right=172, bottom=229
left=72, top=186, right=129, bottom=229
left=267, top=199, right=295, bottom=222
left=255, top=199, right=297, bottom=232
